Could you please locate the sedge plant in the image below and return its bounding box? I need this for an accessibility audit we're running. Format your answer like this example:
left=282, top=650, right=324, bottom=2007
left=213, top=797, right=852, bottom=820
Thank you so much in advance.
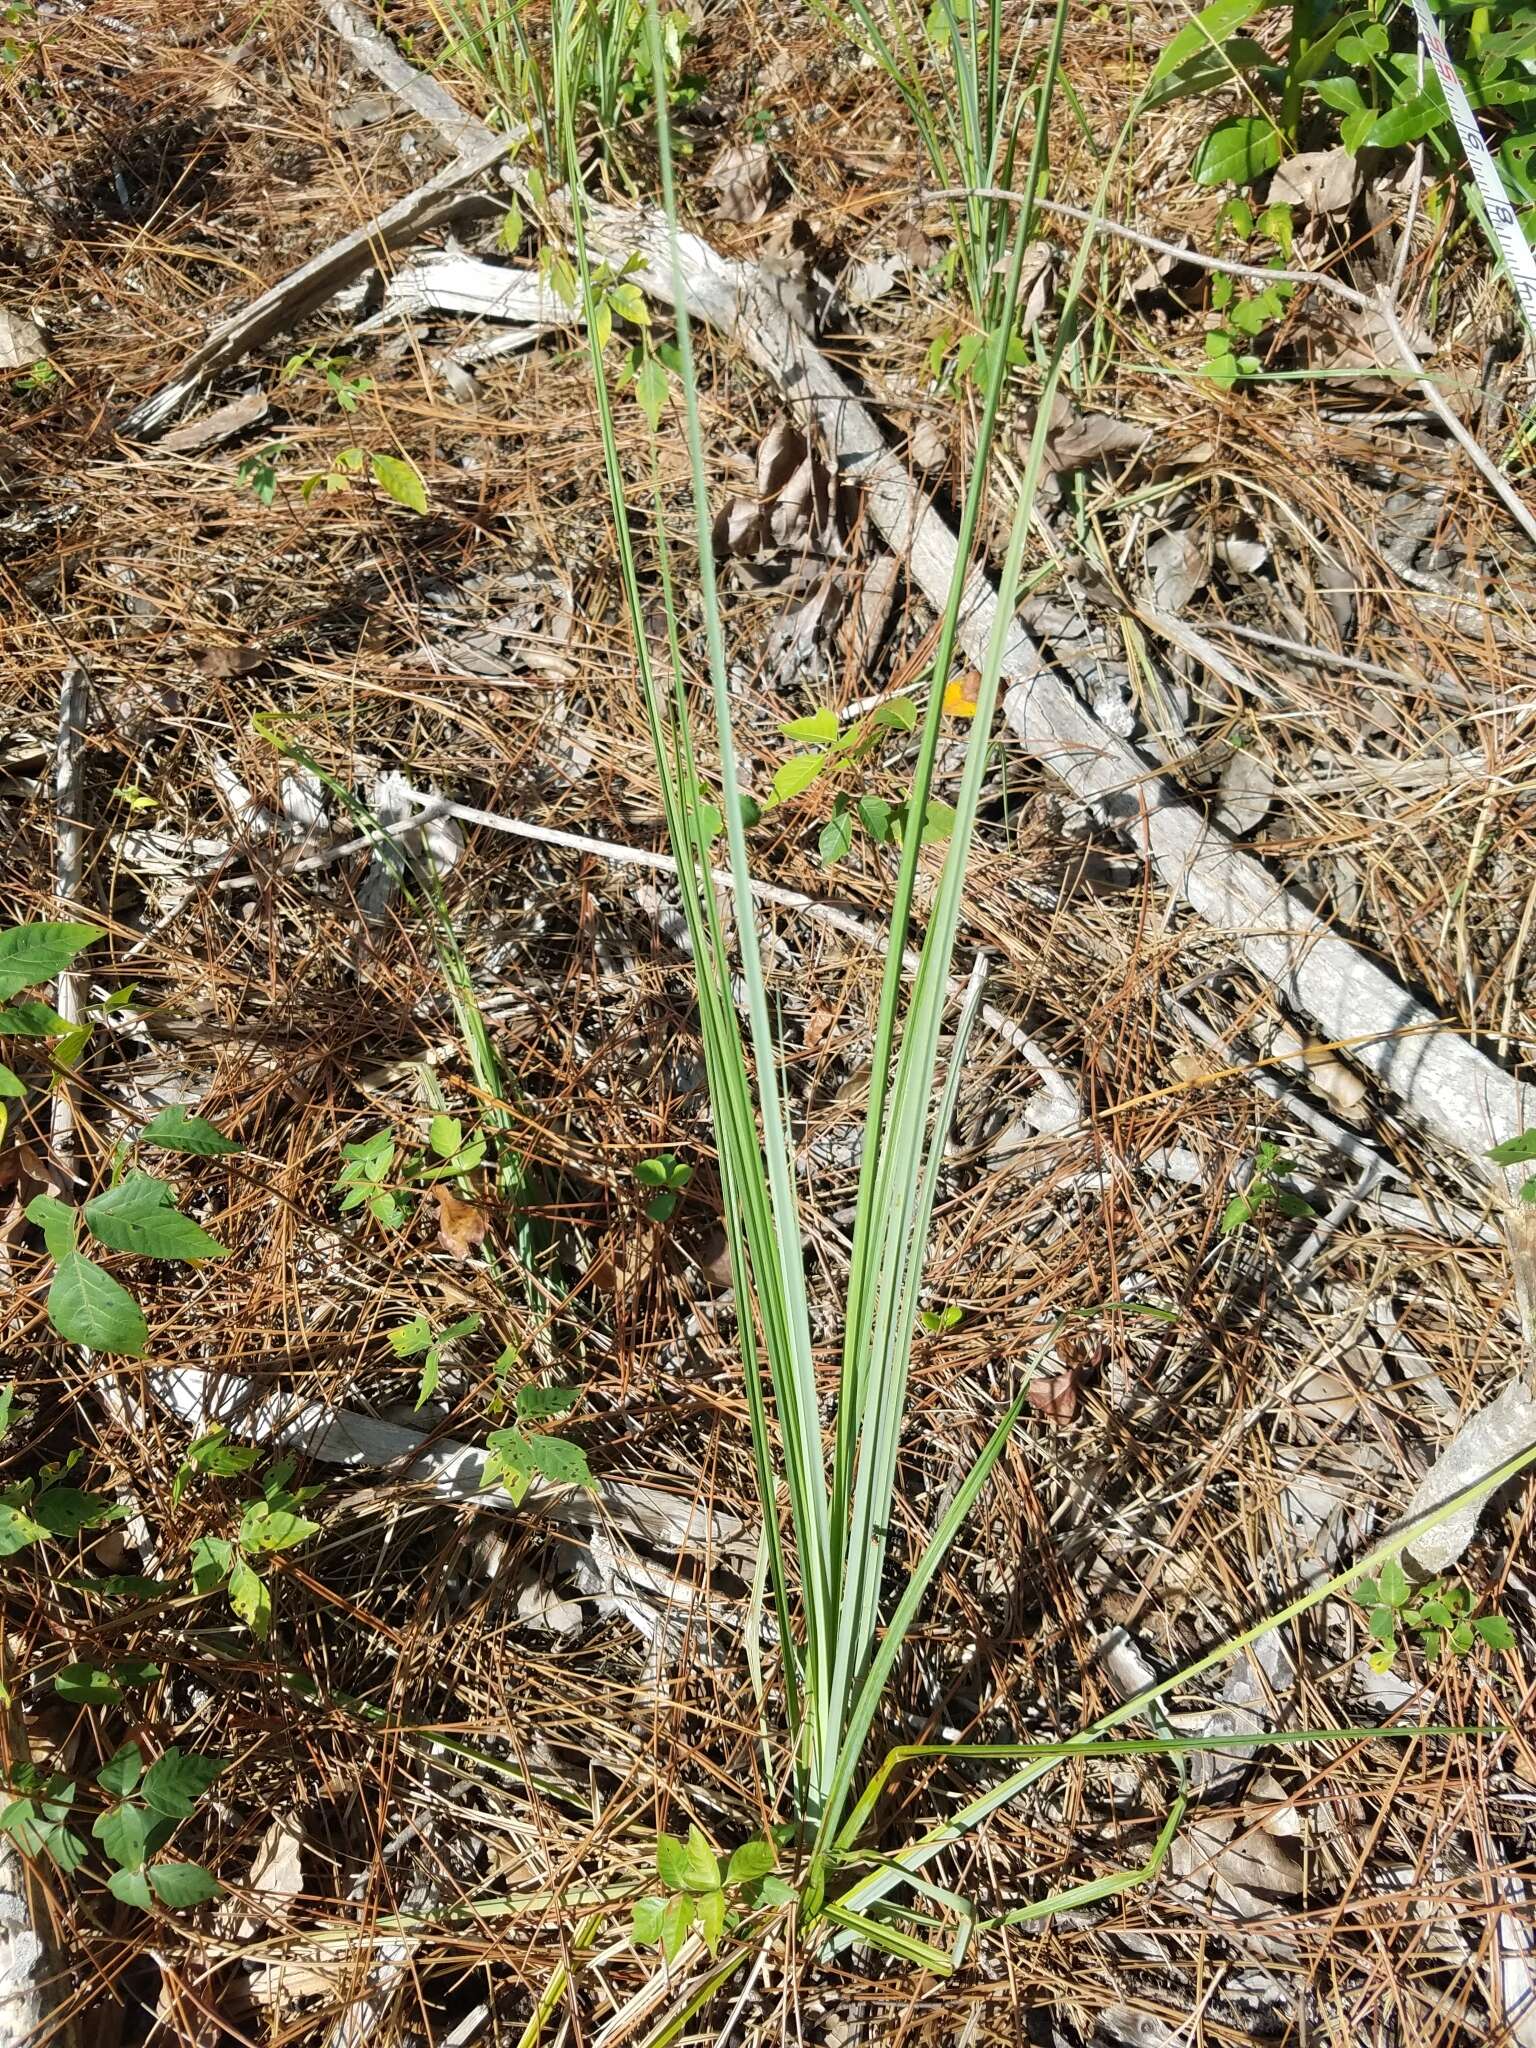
left=507, top=0, right=1532, bottom=2007
left=822, top=0, right=1035, bottom=334
left=550, top=0, right=1124, bottom=1934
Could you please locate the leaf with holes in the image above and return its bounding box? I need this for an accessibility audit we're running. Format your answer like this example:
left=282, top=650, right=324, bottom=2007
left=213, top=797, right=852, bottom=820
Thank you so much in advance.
left=238, top=1502, right=319, bottom=1554
left=515, top=1385, right=582, bottom=1424
left=0, top=1504, right=49, bottom=1556
left=140, top=1107, right=240, bottom=1157
left=33, top=1486, right=117, bottom=1538
left=47, top=1253, right=148, bottom=1356
left=526, top=1433, right=595, bottom=1491
left=84, top=1174, right=227, bottom=1261
left=142, top=1748, right=224, bottom=1819
left=483, top=1428, right=536, bottom=1503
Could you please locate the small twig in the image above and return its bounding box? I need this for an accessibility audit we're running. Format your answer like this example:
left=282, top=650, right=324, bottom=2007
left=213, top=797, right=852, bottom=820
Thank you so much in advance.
left=1190, top=619, right=1425, bottom=690
left=937, top=187, right=1374, bottom=312
left=1392, top=144, right=1427, bottom=300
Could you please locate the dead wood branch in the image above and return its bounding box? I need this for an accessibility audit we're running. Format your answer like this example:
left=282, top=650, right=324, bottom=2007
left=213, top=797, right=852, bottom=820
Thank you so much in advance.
left=118, top=133, right=512, bottom=440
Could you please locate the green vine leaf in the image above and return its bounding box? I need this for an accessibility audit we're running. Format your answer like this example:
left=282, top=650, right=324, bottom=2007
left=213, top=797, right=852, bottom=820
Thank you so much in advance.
left=46, top=1253, right=149, bottom=1356
left=0, top=922, right=103, bottom=1002
left=370, top=453, right=428, bottom=514
left=83, top=1173, right=228, bottom=1261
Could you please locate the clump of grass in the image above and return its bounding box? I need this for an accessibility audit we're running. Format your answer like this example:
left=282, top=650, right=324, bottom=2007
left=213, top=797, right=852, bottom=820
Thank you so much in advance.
left=822, top=0, right=1035, bottom=331
left=542, top=0, right=1203, bottom=1975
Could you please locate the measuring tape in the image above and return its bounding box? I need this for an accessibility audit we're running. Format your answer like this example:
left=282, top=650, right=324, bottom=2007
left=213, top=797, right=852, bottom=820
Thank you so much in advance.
left=1408, top=0, right=1536, bottom=345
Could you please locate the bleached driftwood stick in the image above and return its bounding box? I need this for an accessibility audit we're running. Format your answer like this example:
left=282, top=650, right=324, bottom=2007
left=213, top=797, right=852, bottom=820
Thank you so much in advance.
left=118, top=133, right=512, bottom=439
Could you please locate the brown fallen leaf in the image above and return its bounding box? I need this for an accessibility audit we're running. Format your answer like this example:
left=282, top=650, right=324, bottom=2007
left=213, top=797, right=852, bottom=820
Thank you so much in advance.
left=705, top=141, right=774, bottom=223
left=194, top=644, right=265, bottom=678
left=433, top=1184, right=489, bottom=1259
left=1044, top=396, right=1152, bottom=479
left=1268, top=147, right=1360, bottom=219
left=1028, top=1367, right=1080, bottom=1425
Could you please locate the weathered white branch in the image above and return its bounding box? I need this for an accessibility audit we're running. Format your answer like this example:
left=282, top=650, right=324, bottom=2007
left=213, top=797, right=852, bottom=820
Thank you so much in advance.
left=149, top=1367, right=750, bottom=1563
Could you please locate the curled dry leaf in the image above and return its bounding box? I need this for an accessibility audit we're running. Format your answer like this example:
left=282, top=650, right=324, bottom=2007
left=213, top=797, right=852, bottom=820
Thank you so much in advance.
left=1127, top=236, right=1195, bottom=299
left=1044, top=396, right=1152, bottom=482
left=1253, top=1016, right=1368, bottom=1121
left=244, top=1815, right=305, bottom=1913
left=516, top=1576, right=584, bottom=1638
left=842, top=248, right=909, bottom=307
left=1169, top=1050, right=1214, bottom=1087
left=0, top=305, right=45, bottom=370
left=194, top=644, right=266, bottom=678
left=1268, top=147, right=1361, bottom=219
left=1171, top=1813, right=1305, bottom=1920
left=433, top=1184, right=489, bottom=1259
left=1215, top=530, right=1268, bottom=576
left=1027, top=1366, right=1081, bottom=1425
left=908, top=414, right=949, bottom=474
left=1215, top=746, right=1275, bottom=836
left=1144, top=527, right=1207, bottom=613
left=1014, top=241, right=1058, bottom=334
left=705, top=141, right=773, bottom=224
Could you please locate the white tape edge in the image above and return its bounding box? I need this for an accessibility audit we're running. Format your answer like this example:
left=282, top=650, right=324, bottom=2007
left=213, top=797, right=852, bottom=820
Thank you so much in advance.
left=1409, top=0, right=1536, bottom=344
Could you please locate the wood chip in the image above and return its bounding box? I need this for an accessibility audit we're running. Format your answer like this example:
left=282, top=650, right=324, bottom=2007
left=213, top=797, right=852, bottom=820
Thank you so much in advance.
left=158, top=390, right=270, bottom=453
